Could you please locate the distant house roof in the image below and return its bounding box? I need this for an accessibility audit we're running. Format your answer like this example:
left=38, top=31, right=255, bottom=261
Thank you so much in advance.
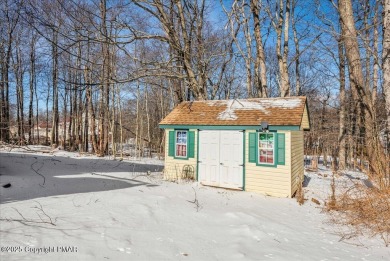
left=160, top=96, right=310, bottom=130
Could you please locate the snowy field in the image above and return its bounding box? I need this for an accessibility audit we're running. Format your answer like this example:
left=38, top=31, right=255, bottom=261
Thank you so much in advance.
left=0, top=147, right=389, bottom=260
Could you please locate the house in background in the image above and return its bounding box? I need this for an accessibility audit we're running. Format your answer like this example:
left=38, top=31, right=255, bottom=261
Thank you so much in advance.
left=159, top=97, right=310, bottom=198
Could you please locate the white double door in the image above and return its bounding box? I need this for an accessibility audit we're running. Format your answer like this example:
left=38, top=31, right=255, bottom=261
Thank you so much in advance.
left=198, top=130, right=243, bottom=190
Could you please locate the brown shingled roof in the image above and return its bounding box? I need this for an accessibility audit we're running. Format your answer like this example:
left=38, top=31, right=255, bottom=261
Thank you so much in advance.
left=160, top=96, right=308, bottom=127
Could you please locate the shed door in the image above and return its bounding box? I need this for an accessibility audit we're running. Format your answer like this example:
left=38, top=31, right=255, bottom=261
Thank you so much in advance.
left=198, top=131, right=220, bottom=186
left=198, top=130, right=243, bottom=190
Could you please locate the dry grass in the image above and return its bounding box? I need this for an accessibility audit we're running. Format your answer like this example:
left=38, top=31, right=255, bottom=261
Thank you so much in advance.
left=326, top=181, right=390, bottom=246
left=295, top=176, right=305, bottom=205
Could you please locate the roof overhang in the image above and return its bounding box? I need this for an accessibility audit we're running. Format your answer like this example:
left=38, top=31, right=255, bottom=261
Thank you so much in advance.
left=159, top=124, right=301, bottom=131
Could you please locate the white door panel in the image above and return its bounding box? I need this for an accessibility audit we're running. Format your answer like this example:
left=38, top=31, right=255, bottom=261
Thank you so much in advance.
left=198, top=130, right=243, bottom=189
left=199, top=131, right=220, bottom=185
left=219, top=131, right=243, bottom=189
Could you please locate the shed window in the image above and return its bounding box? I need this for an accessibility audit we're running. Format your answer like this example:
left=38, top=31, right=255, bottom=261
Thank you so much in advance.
left=168, top=130, right=195, bottom=159
left=258, top=133, right=274, bottom=164
left=175, top=131, right=187, bottom=157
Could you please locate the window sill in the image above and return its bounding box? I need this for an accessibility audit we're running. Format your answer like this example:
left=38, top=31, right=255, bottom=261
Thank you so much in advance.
left=255, top=163, right=277, bottom=168
left=173, top=156, right=189, bottom=160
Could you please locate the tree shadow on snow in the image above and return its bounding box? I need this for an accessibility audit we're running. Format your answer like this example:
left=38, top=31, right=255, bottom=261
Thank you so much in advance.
left=0, top=153, right=163, bottom=204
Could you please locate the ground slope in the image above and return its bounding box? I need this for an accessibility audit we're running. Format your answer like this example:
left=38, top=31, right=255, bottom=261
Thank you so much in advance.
left=0, top=149, right=389, bottom=260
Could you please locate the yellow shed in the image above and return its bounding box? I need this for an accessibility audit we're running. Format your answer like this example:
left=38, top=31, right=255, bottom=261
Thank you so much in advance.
left=159, top=97, right=310, bottom=198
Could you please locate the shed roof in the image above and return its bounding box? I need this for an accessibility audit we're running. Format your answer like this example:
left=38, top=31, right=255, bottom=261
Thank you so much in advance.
left=160, top=96, right=310, bottom=130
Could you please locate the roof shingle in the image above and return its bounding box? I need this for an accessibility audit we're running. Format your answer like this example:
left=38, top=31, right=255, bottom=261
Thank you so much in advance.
left=160, top=96, right=308, bottom=127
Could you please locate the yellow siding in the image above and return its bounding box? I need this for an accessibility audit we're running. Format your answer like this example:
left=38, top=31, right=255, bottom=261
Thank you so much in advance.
left=301, top=105, right=310, bottom=130
left=163, top=128, right=304, bottom=198
left=245, top=130, right=292, bottom=198
left=163, top=129, right=197, bottom=181
left=290, top=131, right=304, bottom=196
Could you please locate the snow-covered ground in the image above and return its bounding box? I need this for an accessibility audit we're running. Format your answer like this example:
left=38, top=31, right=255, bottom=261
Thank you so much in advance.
left=0, top=147, right=389, bottom=260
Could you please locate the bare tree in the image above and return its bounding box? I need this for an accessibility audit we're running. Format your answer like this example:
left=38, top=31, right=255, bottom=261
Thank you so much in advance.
left=50, top=28, right=59, bottom=147
left=133, top=1, right=207, bottom=100
left=338, top=36, right=346, bottom=170
left=28, top=31, right=38, bottom=144
left=250, top=0, right=268, bottom=97
left=0, top=0, right=20, bottom=142
left=14, top=30, right=25, bottom=144
left=266, top=0, right=291, bottom=97
left=384, top=0, right=390, bottom=152
left=339, top=0, right=388, bottom=181
left=290, top=0, right=300, bottom=95
left=221, top=0, right=268, bottom=98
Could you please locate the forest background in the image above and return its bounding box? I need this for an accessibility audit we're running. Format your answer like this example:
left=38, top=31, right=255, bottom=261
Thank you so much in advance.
left=0, top=0, right=389, bottom=182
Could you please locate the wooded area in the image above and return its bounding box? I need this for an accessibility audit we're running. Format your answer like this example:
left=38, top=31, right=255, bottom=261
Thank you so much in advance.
left=0, top=0, right=389, bottom=182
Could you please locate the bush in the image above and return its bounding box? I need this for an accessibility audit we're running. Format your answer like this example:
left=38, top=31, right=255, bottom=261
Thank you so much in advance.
left=326, top=183, right=390, bottom=246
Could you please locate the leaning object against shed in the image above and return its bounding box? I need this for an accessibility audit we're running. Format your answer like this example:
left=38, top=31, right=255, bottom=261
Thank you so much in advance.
left=159, top=97, right=310, bottom=198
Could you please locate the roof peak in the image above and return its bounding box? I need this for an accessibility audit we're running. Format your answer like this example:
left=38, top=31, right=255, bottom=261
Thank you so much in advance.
left=185, top=96, right=306, bottom=103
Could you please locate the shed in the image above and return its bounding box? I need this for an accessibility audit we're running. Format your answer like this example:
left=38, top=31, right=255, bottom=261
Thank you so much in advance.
left=159, top=96, right=310, bottom=197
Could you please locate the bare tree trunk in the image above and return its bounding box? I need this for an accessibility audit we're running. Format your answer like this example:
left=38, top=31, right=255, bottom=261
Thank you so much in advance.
left=28, top=33, right=36, bottom=144
left=282, top=0, right=291, bottom=96
left=276, top=0, right=291, bottom=97
left=15, top=42, right=25, bottom=144
left=84, top=92, right=89, bottom=153
left=384, top=0, right=390, bottom=153
left=145, top=85, right=151, bottom=157
left=1, top=1, right=19, bottom=143
left=63, top=82, right=68, bottom=148
left=0, top=42, right=5, bottom=142
left=34, top=70, right=39, bottom=144
left=68, top=90, right=72, bottom=149
left=135, top=82, right=140, bottom=158
left=4, top=35, right=11, bottom=142
left=71, top=39, right=83, bottom=151
left=363, top=1, right=370, bottom=101
left=250, top=0, right=268, bottom=98
left=50, top=30, right=59, bottom=147
left=291, top=0, right=301, bottom=96
left=98, top=0, right=110, bottom=156
left=372, top=1, right=380, bottom=104
left=338, top=38, right=346, bottom=170
left=118, top=84, right=123, bottom=159
left=45, top=83, right=49, bottom=145
left=242, top=8, right=253, bottom=97
left=85, top=68, right=98, bottom=154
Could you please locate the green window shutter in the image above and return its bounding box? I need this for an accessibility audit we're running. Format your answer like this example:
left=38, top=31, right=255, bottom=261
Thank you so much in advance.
left=168, top=131, right=175, bottom=157
left=248, top=133, right=257, bottom=163
left=277, top=133, right=285, bottom=165
left=188, top=131, right=195, bottom=158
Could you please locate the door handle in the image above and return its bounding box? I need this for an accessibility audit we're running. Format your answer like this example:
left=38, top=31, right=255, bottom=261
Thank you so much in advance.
left=220, top=163, right=223, bottom=165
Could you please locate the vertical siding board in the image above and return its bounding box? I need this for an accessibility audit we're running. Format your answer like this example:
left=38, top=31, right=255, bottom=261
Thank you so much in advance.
left=290, top=131, right=304, bottom=196
left=301, top=105, right=310, bottom=130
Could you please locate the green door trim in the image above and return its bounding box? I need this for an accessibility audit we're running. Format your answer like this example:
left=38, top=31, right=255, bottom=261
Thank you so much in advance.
left=242, top=130, right=246, bottom=191
left=196, top=129, right=200, bottom=181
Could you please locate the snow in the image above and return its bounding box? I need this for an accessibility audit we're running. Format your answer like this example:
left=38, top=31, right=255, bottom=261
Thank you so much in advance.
left=206, top=98, right=302, bottom=120
left=0, top=148, right=389, bottom=260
